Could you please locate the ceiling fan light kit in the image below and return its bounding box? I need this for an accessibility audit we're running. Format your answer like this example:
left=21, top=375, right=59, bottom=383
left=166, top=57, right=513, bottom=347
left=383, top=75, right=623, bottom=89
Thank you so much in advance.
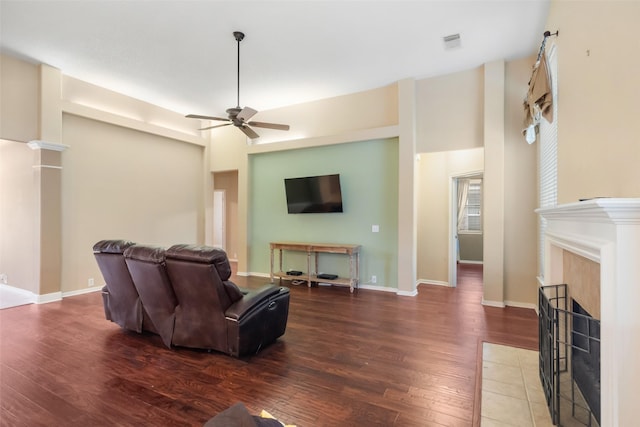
left=186, top=31, right=290, bottom=140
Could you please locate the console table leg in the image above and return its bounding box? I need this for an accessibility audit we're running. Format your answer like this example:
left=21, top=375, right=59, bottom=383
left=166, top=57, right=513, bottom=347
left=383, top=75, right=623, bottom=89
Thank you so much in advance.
left=307, top=250, right=312, bottom=287
left=356, top=253, right=360, bottom=290
left=270, top=247, right=274, bottom=283
left=349, top=253, right=354, bottom=293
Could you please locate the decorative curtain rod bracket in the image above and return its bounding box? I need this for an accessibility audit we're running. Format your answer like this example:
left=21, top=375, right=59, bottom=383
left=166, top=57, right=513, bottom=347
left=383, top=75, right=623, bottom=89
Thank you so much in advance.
left=537, top=30, right=559, bottom=61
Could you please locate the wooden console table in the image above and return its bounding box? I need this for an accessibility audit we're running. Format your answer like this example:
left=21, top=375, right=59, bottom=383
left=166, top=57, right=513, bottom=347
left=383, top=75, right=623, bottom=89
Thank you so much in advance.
left=270, top=241, right=361, bottom=292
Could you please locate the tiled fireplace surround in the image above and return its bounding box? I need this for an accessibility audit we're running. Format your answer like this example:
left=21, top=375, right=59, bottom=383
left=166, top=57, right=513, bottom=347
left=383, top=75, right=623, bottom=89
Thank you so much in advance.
left=537, top=198, right=640, bottom=426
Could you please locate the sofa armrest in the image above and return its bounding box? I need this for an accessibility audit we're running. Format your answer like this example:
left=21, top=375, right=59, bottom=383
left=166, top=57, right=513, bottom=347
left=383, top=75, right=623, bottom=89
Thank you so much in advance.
left=224, top=285, right=284, bottom=321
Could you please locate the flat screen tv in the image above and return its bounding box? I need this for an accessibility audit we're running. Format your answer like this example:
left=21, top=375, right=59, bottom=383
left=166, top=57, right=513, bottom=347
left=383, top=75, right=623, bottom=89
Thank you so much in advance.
left=284, top=174, right=343, bottom=214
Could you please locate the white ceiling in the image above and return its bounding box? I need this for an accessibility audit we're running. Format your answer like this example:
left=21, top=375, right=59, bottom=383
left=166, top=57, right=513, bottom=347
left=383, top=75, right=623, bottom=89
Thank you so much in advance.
left=1, top=0, right=550, bottom=118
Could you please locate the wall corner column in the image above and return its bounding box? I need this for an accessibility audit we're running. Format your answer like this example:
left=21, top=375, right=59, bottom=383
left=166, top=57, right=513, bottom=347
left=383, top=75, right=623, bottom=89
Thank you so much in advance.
left=39, top=64, right=62, bottom=143
left=30, top=64, right=65, bottom=300
left=236, top=146, right=249, bottom=275
left=397, top=78, right=418, bottom=295
left=28, top=140, right=67, bottom=300
left=202, top=141, right=213, bottom=246
left=483, top=60, right=506, bottom=305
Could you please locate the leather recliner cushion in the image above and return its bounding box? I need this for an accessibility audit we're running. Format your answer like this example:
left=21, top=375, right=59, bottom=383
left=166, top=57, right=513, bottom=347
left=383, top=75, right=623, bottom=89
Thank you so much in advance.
left=93, top=239, right=141, bottom=332
left=124, top=245, right=177, bottom=348
left=166, top=244, right=232, bottom=280
left=93, top=239, right=136, bottom=254
left=166, top=244, right=243, bottom=304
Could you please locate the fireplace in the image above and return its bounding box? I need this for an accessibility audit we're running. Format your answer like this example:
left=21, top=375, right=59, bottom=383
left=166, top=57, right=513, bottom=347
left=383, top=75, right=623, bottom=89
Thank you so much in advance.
left=572, top=299, right=601, bottom=424
left=537, top=198, right=640, bottom=426
left=539, top=284, right=601, bottom=426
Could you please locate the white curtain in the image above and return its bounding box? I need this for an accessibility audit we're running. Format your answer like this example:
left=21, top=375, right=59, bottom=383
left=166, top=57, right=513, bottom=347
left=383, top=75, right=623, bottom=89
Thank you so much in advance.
left=457, top=179, right=470, bottom=231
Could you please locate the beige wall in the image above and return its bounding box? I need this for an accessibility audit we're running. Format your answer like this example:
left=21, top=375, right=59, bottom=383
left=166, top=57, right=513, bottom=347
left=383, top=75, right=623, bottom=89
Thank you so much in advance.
left=417, top=148, right=484, bottom=284
left=482, top=60, right=506, bottom=304
left=211, top=84, right=401, bottom=277
left=504, top=57, right=539, bottom=305
left=244, top=84, right=399, bottom=144
left=0, top=140, right=38, bottom=292
left=210, top=59, right=537, bottom=303
left=0, top=55, right=39, bottom=142
left=1, top=54, right=209, bottom=296
left=416, top=56, right=537, bottom=308
left=546, top=1, right=640, bottom=203
left=2, top=48, right=540, bottom=305
left=61, top=114, right=205, bottom=292
left=416, top=67, right=484, bottom=153
left=62, top=76, right=202, bottom=138
left=459, top=233, right=483, bottom=262
left=36, top=146, right=64, bottom=295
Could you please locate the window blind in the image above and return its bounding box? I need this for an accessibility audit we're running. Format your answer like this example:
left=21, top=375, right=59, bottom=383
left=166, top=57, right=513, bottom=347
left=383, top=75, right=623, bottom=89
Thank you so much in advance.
left=538, top=44, right=558, bottom=279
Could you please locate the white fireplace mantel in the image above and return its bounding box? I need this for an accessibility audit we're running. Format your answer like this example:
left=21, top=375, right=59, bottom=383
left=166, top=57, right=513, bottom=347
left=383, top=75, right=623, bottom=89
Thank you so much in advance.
left=538, top=198, right=640, bottom=224
left=537, top=198, right=640, bottom=427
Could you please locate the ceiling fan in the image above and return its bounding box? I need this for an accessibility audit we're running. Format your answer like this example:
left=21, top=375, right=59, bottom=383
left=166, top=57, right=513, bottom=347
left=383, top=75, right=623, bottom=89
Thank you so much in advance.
left=186, top=31, right=290, bottom=140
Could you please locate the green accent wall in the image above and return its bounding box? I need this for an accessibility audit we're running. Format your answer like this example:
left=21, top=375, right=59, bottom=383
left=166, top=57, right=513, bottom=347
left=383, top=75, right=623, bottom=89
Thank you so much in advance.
left=248, top=138, right=398, bottom=288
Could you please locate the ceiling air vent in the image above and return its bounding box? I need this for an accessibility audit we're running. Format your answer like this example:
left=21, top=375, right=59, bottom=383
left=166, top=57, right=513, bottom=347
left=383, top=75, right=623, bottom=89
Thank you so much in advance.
left=443, top=33, right=461, bottom=50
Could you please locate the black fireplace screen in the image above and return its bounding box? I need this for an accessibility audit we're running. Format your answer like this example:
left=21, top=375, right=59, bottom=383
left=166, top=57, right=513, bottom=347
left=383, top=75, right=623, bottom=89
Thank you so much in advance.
left=538, top=284, right=601, bottom=426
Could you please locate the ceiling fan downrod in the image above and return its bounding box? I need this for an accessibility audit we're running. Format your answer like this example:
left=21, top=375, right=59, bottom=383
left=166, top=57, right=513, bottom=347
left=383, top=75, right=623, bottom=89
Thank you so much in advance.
left=233, top=31, right=244, bottom=109
left=185, top=30, right=289, bottom=139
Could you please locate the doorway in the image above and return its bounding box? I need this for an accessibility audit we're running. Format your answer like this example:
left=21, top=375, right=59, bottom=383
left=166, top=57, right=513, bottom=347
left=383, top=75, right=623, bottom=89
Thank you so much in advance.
left=450, top=173, right=484, bottom=287
left=213, top=170, right=239, bottom=261
left=213, top=190, right=226, bottom=249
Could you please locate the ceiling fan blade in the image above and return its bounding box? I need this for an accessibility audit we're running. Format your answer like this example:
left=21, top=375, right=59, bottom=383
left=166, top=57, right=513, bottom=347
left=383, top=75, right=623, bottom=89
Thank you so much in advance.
left=239, top=125, right=260, bottom=139
left=186, top=114, right=230, bottom=122
left=237, top=106, right=258, bottom=122
left=247, top=121, right=290, bottom=131
left=199, top=123, right=232, bottom=131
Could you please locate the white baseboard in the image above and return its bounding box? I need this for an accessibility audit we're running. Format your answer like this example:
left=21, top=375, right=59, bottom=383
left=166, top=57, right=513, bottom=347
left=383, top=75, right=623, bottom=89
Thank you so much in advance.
left=417, top=279, right=450, bottom=287
left=247, top=272, right=270, bottom=278
left=36, top=286, right=102, bottom=304
left=246, top=272, right=420, bottom=296
left=396, top=288, right=418, bottom=297
left=235, top=271, right=254, bottom=277
left=482, top=299, right=506, bottom=308
left=36, top=292, right=62, bottom=304
left=459, top=260, right=484, bottom=265
left=62, top=285, right=103, bottom=298
left=482, top=298, right=537, bottom=311
left=358, top=283, right=397, bottom=293
left=504, top=300, right=537, bottom=311
left=1, top=284, right=103, bottom=306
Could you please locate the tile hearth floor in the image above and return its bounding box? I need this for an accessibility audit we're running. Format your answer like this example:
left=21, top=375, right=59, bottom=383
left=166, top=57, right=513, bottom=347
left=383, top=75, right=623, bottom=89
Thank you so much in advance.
left=481, top=343, right=553, bottom=427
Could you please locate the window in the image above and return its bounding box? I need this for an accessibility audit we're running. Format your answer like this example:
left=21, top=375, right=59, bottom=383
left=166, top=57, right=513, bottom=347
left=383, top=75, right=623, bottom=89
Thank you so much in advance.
left=538, top=44, right=558, bottom=280
left=458, top=178, right=482, bottom=233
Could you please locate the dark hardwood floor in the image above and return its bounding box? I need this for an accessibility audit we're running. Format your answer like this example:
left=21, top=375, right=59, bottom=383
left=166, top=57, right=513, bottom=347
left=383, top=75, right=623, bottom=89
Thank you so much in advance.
left=0, top=264, right=538, bottom=426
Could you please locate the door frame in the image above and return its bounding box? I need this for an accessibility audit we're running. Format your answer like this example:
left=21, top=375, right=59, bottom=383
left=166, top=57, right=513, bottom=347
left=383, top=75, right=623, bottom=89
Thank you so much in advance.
left=449, top=171, right=483, bottom=287
left=213, top=189, right=226, bottom=250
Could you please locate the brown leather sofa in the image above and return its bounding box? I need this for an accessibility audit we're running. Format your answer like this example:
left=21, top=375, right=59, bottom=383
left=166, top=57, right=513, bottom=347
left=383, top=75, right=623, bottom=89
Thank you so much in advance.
left=93, top=240, right=290, bottom=357
left=93, top=239, right=157, bottom=335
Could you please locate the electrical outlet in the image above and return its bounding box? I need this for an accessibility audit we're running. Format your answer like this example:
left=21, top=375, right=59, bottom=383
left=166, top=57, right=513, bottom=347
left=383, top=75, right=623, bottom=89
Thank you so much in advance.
left=371, top=275, right=377, bottom=284
left=88, top=278, right=95, bottom=287
left=0, top=273, right=7, bottom=284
